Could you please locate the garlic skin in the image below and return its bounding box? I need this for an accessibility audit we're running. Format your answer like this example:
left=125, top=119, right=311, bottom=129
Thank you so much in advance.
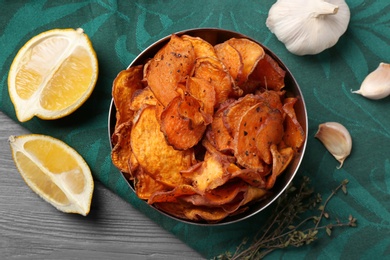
left=352, top=63, right=390, bottom=100
left=315, top=122, right=352, bottom=169
left=266, top=0, right=350, bottom=56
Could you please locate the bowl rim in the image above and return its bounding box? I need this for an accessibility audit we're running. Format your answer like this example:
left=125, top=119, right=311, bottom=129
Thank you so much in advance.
left=108, top=27, right=308, bottom=226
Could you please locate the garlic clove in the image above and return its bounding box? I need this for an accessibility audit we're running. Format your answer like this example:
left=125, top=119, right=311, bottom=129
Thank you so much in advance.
left=352, top=62, right=390, bottom=100
left=315, top=122, right=352, bottom=169
left=266, top=0, right=350, bottom=56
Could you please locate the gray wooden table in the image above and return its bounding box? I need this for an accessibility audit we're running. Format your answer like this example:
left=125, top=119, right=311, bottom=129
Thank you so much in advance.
left=0, top=111, right=203, bottom=259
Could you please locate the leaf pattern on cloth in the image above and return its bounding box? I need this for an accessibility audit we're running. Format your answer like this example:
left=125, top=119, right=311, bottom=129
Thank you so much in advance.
left=1, top=0, right=390, bottom=259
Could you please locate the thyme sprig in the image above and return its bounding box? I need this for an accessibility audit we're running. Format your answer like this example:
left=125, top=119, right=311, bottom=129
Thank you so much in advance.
left=215, top=176, right=357, bottom=260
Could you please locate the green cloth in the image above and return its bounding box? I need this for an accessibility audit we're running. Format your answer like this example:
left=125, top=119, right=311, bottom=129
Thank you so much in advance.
left=1, top=0, right=389, bottom=258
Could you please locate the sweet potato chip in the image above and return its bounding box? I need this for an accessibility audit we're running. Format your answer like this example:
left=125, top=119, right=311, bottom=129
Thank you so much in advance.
left=154, top=201, right=230, bottom=223
left=223, top=94, right=262, bottom=136
left=205, top=99, right=234, bottom=153
left=255, top=109, right=284, bottom=164
left=183, top=206, right=231, bottom=223
left=259, top=90, right=284, bottom=112
left=178, top=92, right=208, bottom=125
left=214, top=41, right=243, bottom=85
left=186, top=77, right=216, bottom=120
left=201, top=138, right=236, bottom=164
left=192, top=57, right=238, bottom=104
left=130, top=105, right=194, bottom=187
left=266, top=145, right=294, bottom=189
left=183, top=180, right=248, bottom=207
left=112, top=65, right=144, bottom=126
left=111, top=122, right=139, bottom=177
left=181, top=34, right=218, bottom=59
left=160, top=96, right=206, bottom=150
left=145, top=34, right=196, bottom=107
left=148, top=184, right=198, bottom=204
left=221, top=184, right=268, bottom=214
left=233, top=102, right=272, bottom=170
left=184, top=180, right=267, bottom=214
left=225, top=38, right=265, bottom=85
left=153, top=201, right=190, bottom=221
left=129, top=87, right=157, bottom=111
left=248, top=53, right=286, bottom=91
left=230, top=166, right=269, bottom=188
left=283, top=97, right=305, bottom=151
left=155, top=180, right=267, bottom=222
left=134, top=167, right=169, bottom=200
left=154, top=100, right=164, bottom=124
left=181, top=151, right=232, bottom=193
left=241, top=185, right=268, bottom=207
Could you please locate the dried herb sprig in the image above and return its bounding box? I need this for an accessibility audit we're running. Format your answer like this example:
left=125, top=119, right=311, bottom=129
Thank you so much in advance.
left=215, top=176, right=357, bottom=260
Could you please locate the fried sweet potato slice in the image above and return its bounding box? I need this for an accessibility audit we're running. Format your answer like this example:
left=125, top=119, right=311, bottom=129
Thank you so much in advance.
left=177, top=93, right=206, bottom=125
left=233, top=169, right=268, bottom=188
left=240, top=185, right=268, bottom=207
left=186, top=77, right=216, bottom=121
left=134, top=167, right=170, bottom=200
left=214, top=41, right=243, bottom=85
left=283, top=97, right=305, bottom=151
left=205, top=99, right=234, bottom=153
left=154, top=201, right=231, bottom=223
left=154, top=100, right=164, bottom=124
left=221, top=184, right=268, bottom=213
left=129, top=87, right=157, bottom=111
left=225, top=38, right=265, bottom=86
left=184, top=180, right=267, bottom=214
left=192, top=57, right=238, bottom=105
left=111, top=121, right=138, bottom=176
left=201, top=138, right=236, bottom=164
left=148, top=184, right=198, bottom=204
left=153, top=201, right=189, bottom=220
left=233, top=102, right=272, bottom=170
left=183, top=180, right=248, bottom=207
left=145, top=34, right=196, bottom=107
left=181, top=152, right=232, bottom=194
left=249, top=53, right=286, bottom=91
left=258, top=90, right=284, bottom=112
left=112, top=65, right=144, bottom=126
left=155, top=180, right=267, bottom=222
left=160, top=96, right=206, bottom=150
left=183, top=206, right=231, bottom=223
left=181, top=34, right=218, bottom=59
left=229, top=163, right=269, bottom=188
left=265, top=145, right=294, bottom=189
left=130, top=105, right=194, bottom=187
left=255, top=108, right=284, bottom=164
left=223, top=94, right=262, bottom=136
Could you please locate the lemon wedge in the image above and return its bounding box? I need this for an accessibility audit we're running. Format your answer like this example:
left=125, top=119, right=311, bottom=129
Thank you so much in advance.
left=9, top=134, right=94, bottom=216
left=8, top=28, right=98, bottom=122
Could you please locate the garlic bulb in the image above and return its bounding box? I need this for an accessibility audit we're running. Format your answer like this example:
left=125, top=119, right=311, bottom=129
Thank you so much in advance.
left=315, top=122, right=352, bottom=169
left=352, top=62, right=390, bottom=100
left=266, top=0, right=350, bottom=56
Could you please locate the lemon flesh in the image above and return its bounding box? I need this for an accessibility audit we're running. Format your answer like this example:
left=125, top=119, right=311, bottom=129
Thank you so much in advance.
left=8, top=28, right=98, bottom=122
left=9, top=134, right=94, bottom=216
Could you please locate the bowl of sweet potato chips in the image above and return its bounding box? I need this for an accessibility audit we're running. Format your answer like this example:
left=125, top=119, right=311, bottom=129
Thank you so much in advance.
left=109, top=28, right=307, bottom=225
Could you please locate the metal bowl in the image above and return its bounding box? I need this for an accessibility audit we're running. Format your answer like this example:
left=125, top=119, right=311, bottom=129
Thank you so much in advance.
left=108, top=28, right=308, bottom=226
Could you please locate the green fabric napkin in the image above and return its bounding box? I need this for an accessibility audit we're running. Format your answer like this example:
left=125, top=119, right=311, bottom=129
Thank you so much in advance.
left=1, top=0, right=390, bottom=259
